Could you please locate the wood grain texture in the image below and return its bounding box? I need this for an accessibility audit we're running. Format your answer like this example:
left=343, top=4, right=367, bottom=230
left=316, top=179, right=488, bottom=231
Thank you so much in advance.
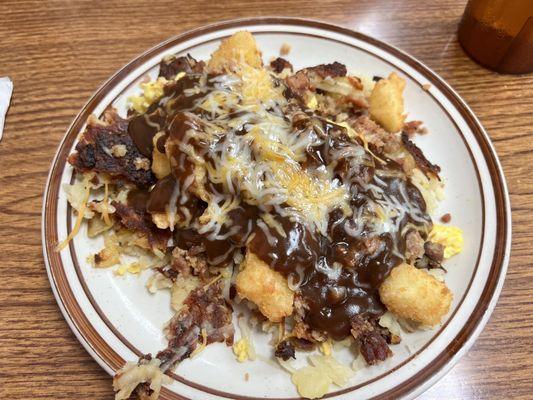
left=0, top=1, right=531, bottom=399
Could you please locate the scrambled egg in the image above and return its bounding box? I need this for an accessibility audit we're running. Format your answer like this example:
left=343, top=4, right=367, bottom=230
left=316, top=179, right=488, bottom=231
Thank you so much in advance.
left=429, top=224, right=464, bottom=259
left=128, top=77, right=168, bottom=114
left=114, top=262, right=142, bottom=276
left=233, top=337, right=254, bottom=363
left=233, top=317, right=257, bottom=362
left=128, top=72, right=185, bottom=114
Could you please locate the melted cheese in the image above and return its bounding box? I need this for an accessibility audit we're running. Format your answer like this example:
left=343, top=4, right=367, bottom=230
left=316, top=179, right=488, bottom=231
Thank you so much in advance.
left=151, top=62, right=433, bottom=245
left=239, top=64, right=283, bottom=106
left=161, top=68, right=353, bottom=236
left=271, top=161, right=348, bottom=235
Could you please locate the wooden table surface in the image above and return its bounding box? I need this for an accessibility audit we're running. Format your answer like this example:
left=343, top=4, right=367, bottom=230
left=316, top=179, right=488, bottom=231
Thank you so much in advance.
left=1, top=1, right=532, bottom=398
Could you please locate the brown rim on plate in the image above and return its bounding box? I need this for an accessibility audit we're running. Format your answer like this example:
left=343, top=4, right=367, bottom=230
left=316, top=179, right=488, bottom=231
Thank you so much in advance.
left=42, top=17, right=509, bottom=400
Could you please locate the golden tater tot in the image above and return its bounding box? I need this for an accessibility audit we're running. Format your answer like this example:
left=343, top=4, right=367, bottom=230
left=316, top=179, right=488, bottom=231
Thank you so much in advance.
left=236, top=252, right=293, bottom=322
left=207, top=31, right=263, bottom=72
left=379, top=263, right=452, bottom=326
left=369, top=72, right=406, bottom=132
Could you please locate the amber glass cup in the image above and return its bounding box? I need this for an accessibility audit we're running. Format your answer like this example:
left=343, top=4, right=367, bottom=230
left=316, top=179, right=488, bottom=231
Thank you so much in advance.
left=458, top=0, right=533, bottom=74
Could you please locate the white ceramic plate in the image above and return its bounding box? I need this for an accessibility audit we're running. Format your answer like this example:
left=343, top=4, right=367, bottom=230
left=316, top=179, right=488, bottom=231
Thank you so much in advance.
left=42, top=17, right=511, bottom=400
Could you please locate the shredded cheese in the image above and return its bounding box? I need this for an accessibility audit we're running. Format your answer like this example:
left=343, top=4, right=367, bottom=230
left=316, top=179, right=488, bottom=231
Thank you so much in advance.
left=162, top=67, right=355, bottom=236
left=203, top=273, right=223, bottom=289
left=191, top=328, right=208, bottom=358
left=102, top=182, right=112, bottom=226
left=57, top=176, right=91, bottom=251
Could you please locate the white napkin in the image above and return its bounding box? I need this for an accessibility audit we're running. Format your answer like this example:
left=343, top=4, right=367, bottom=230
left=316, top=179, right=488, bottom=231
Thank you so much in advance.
left=0, top=77, right=13, bottom=142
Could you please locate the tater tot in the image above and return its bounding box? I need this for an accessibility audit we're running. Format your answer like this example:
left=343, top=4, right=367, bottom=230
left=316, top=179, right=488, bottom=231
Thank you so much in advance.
left=235, top=252, right=294, bottom=322
left=207, top=31, right=263, bottom=72
left=379, top=263, right=452, bottom=326
left=369, top=72, right=406, bottom=132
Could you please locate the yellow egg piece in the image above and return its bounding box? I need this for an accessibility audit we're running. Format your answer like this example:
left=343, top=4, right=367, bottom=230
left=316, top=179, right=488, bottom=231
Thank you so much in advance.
left=428, top=225, right=464, bottom=259
left=128, top=77, right=169, bottom=113
left=233, top=338, right=250, bottom=362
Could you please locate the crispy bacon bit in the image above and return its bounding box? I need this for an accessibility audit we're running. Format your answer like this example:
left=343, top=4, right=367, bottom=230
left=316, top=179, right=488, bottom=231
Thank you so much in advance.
left=292, top=321, right=327, bottom=343
left=125, top=382, right=153, bottom=400
left=270, top=57, right=293, bottom=73
left=170, top=246, right=208, bottom=280
left=158, top=54, right=205, bottom=79
left=350, top=315, right=374, bottom=338
left=157, top=281, right=234, bottom=371
left=288, top=337, right=316, bottom=351
left=401, top=132, right=441, bottom=178
left=112, top=201, right=147, bottom=233
left=291, top=296, right=327, bottom=343
left=351, top=315, right=392, bottom=365
left=415, top=242, right=446, bottom=270
left=308, top=62, right=347, bottom=79
left=280, top=43, right=291, bottom=56
left=347, top=76, right=364, bottom=90
left=403, top=120, right=427, bottom=138
left=285, top=70, right=311, bottom=98
left=440, top=213, right=452, bottom=223
left=405, top=229, right=425, bottom=262
left=285, top=62, right=347, bottom=98
left=350, top=115, right=401, bottom=154
left=291, top=297, right=314, bottom=343
left=359, top=330, right=393, bottom=365
left=156, top=266, right=178, bottom=282
left=111, top=201, right=170, bottom=250
left=68, top=109, right=155, bottom=188
left=275, top=340, right=296, bottom=360
left=375, top=324, right=401, bottom=345
left=424, top=241, right=445, bottom=263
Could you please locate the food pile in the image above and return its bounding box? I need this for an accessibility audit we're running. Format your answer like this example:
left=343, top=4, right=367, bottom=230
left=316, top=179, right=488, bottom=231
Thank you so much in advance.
left=61, top=31, right=464, bottom=399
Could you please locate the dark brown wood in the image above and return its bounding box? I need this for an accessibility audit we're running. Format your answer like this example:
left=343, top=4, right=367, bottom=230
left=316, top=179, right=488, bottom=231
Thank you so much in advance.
left=0, top=1, right=531, bottom=399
